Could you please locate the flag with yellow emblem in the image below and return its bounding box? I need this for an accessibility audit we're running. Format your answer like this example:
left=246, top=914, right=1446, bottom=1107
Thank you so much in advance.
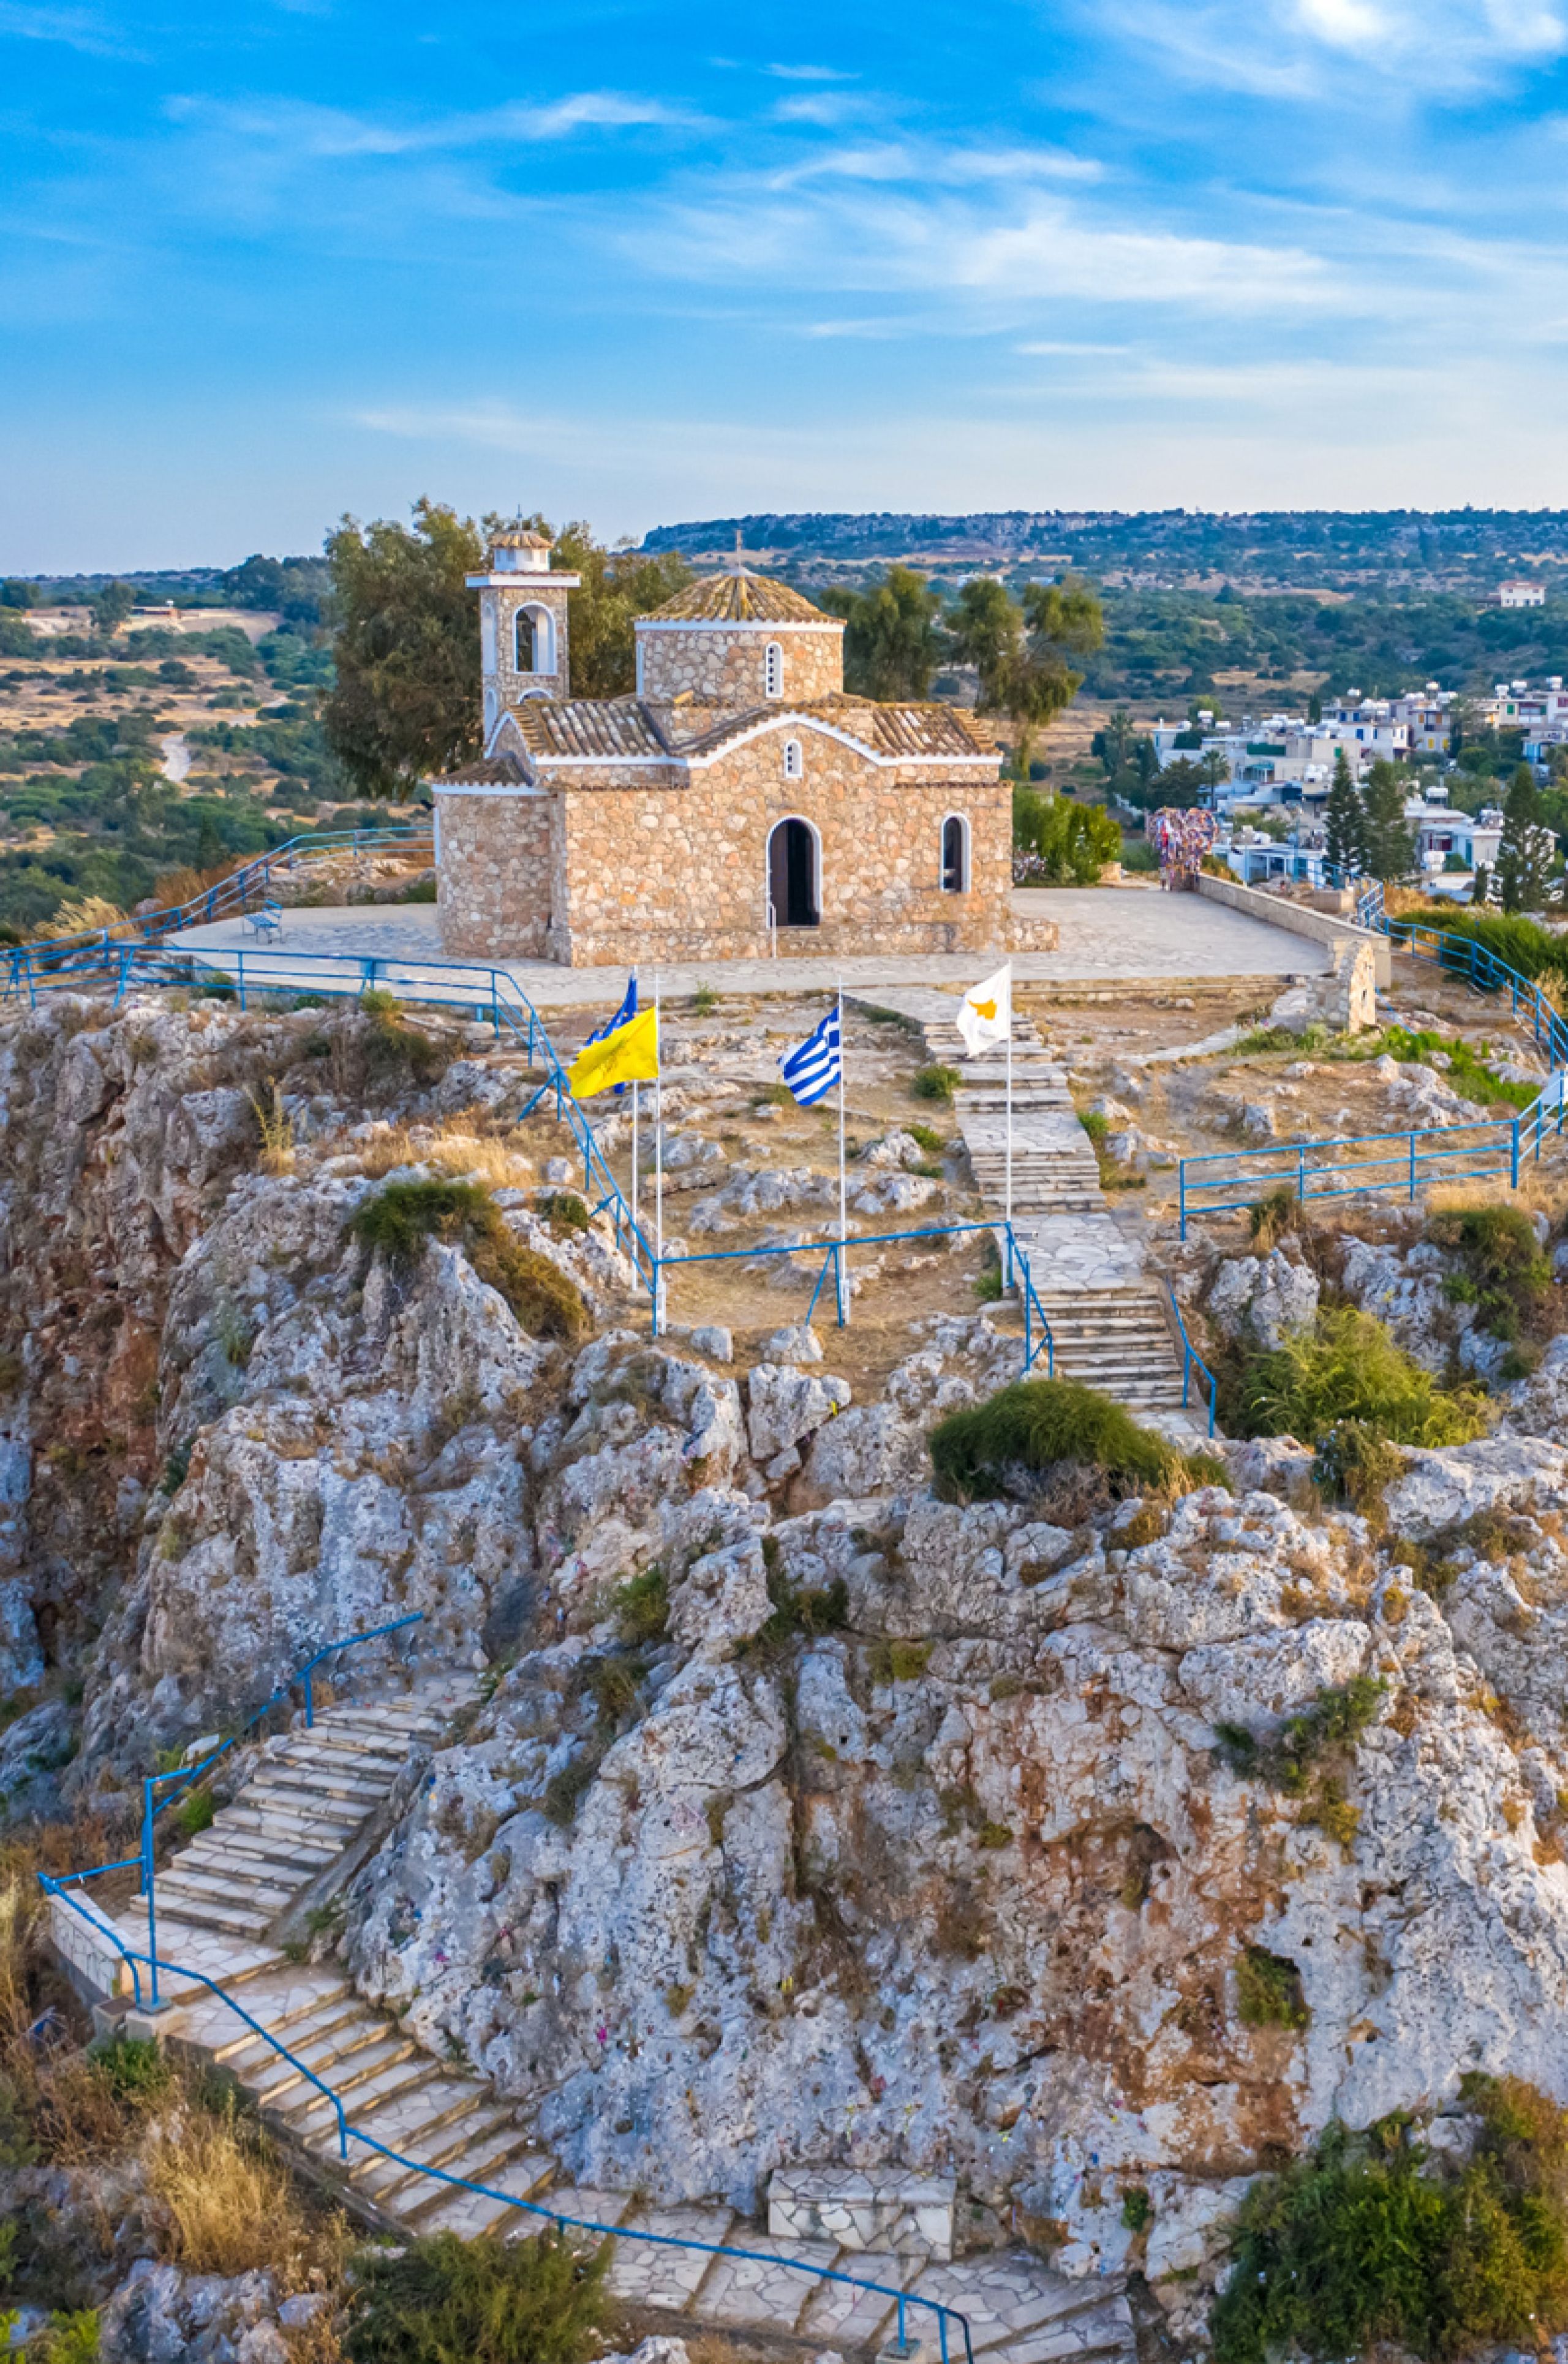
left=956, top=964, right=1011, bottom=1059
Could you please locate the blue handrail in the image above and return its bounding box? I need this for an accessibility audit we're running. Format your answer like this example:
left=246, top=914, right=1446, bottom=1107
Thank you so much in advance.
left=50, top=1611, right=425, bottom=2011
left=1178, top=1116, right=1523, bottom=1234
left=13, top=823, right=433, bottom=972
left=36, top=1882, right=974, bottom=2364
left=1166, top=1283, right=1217, bottom=1437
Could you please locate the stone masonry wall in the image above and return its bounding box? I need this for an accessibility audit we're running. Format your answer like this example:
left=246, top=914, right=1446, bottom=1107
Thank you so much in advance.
left=638, top=624, right=843, bottom=706
left=552, top=727, right=1013, bottom=964
left=484, top=582, right=572, bottom=703
left=436, top=792, right=555, bottom=959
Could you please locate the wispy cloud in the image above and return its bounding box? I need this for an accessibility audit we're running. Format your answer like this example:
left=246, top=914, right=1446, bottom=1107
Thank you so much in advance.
left=0, top=2, right=137, bottom=57
left=1100, top=0, right=1567, bottom=93
left=162, top=89, right=699, bottom=162
left=765, top=63, right=858, bottom=80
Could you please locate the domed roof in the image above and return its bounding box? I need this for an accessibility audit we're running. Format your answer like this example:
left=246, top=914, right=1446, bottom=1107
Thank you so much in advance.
left=641, top=570, right=838, bottom=626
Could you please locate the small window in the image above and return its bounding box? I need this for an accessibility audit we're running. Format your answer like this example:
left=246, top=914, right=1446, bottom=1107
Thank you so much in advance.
left=514, top=609, right=535, bottom=670
left=764, top=641, right=783, bottom=698
left=783, top=739, right=802, bottom=779
left=941, top=814, right=968, bottom=893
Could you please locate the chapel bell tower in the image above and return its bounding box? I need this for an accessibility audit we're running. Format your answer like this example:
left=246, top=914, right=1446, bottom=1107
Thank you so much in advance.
left=467, top=526, right=579, bottom=746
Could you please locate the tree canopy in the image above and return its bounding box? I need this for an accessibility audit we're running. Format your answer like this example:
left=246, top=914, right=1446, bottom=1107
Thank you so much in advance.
left=1359, top=758, right=1415, bottom=883
left=323, top=501, right=486, bottom=801
left=1324, top=747, right=1366, bottom=874
left=322, top=504, right=695, bottom=798
left=948, top=576, right=1104, bottom=769
left=818, top=567, right=943, bottom=700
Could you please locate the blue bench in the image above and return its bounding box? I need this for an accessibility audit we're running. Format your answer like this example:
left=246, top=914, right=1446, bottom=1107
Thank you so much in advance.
left=243, top=901, right=282, bottom=941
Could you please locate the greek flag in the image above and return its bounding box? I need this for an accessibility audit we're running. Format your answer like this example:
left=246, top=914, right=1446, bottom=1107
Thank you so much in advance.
left=584, top=974, right=636, bottom=1095
left=778, top=1004, right=842, bottom=1105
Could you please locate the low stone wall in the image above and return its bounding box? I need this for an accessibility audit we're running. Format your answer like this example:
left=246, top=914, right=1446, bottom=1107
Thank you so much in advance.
left=49, top=1888, right=131, bottom=2006
left=1196, top=872, right=1391, bottom=988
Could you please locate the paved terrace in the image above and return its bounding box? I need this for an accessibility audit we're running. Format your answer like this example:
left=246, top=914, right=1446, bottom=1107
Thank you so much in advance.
left=170, top=886, right=1328, bottom=1011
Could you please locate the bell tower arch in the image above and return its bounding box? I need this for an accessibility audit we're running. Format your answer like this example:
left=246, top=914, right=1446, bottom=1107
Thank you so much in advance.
left=467, top=526, right=579, bottom=745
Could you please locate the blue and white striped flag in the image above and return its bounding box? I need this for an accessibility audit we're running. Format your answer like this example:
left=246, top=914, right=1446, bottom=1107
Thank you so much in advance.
left=778, top=1004, right=842, bottom=1106
left=584, top=973, right=636, bottom=1095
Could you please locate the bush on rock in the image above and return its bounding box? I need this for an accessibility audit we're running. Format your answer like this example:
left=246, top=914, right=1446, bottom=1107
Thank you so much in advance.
left=350, top=1179, right=588, bottom=1341
left=929, top=1377, right=1215, bottom=1504
left=1236, top=1308, right=1485, bottom=1455
left=1215, top=2077, right=1568, bottom=2364
left=344, top=2229, right=608, bottom=2364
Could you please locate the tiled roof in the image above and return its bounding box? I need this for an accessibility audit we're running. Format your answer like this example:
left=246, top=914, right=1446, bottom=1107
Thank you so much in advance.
left=434, top=752, right=531, bottom=788
left=513, top=698, right=672, bottom=760
left=681, top=698, right=997, bottom=761
left=491, top=527, right=551, bottom=549
left=641, top=571, right=839, bottom=625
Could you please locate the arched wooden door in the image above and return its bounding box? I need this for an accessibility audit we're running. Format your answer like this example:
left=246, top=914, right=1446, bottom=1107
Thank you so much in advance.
left=767, top=818, right=819, bottom=927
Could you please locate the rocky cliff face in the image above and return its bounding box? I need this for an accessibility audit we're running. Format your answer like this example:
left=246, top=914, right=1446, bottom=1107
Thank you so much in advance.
left=10, top=989, right=1568, bottom=2327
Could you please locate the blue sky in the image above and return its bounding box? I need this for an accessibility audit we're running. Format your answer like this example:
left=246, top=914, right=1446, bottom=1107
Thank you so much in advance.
left=6, top=0, right=1568, bottom=569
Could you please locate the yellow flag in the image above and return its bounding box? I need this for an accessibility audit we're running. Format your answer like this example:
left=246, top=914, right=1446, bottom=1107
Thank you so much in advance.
left=566, top=1006, right=660, bottom=1098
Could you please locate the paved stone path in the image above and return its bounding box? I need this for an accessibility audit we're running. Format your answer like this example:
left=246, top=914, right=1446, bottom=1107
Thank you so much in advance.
left=856, top=988, right=1192, bottom=1422
left=168, top=886, right=1326, bottom=1013
left=55, top=1684, right=1136, bottom=2364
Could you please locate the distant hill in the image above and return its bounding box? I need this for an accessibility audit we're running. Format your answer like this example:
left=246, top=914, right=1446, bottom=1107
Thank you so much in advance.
left=640, top=509, right=1568, bottom=595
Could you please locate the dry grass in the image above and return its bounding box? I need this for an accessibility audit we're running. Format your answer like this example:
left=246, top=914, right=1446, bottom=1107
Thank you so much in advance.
left=247, top=1075, right=296, bottom=1177
left=357, top=1120, right=535, bottom=1190
left=1427, top=1171, right=1568, bottom=1225
left=148, top=2094, right=315, bottom=2276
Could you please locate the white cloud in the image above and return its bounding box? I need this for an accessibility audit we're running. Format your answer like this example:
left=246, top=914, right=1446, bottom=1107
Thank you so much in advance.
left=1099, top=0, right=1566, bottom=92
left=0, top=2, right=135, bottom=55
left=161, top=89, right=696, bottom=163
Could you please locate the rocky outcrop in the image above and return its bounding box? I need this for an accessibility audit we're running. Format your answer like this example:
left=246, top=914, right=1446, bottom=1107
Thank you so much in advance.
left=339, top=1442, right=1568, bottom=2300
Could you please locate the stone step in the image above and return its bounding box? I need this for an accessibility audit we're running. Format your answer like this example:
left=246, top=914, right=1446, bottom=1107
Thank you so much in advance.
left=353, top=2098, right=526, bottom=2204
left=247, top=1764, right=393, bottom=1807
left=221, top=1993, right=375, bottom=2077
left=148, top=1883, right=274, bottom=1940
left=282, top=2050, right=443, bottom=2139
left=402, top=2131, right=555, bottom=2229
left=187, top=1826, right=339, bottom=1875
left=158, top=1862, right=300, bottom=1917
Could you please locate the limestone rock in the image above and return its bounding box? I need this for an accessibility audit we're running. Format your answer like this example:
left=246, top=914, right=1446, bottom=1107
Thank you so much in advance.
left=1205, top=1250, right=1319, bottom=1350
left=746, top=1363, right=852, bottom=1461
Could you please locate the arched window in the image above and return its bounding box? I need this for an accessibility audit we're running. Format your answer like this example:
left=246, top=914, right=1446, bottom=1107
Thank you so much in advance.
left=941, top=814, right=969, bottom=893
left=515, top=605, right=554, bottom=674
left=764, top=641, right=783, bottom=698
left=783, top=738, right=802, bottom=779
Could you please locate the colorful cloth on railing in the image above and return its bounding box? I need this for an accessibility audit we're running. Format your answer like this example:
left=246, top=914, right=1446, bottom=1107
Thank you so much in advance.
left=1150, top=806, right=1219, bottom=886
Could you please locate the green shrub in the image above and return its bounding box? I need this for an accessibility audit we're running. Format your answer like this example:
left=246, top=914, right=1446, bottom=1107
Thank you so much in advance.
left=1079, top=1109, right=1108, bottom=1144
left=90, top=2034, right=171, bottom=2103
left=869, top=1639, right=933, bottom=1683
left=1237, top=1308, right=1487, bottom=1451
left=913, top=1063, right=962, bottom=1103
left=1013, top=789, right=1120, bottom=883
left=744, top=1556, right=849, bottom=1656
left=907, top=1122, right=946, bottom=1154
left=929, top=1378, right=1200, bottom=1503
left=176, top=1789, right=215, bottom=1838
left=538, top=1190, right=590, bottom=1233
left=1236, top=1945, right=1310, bottom=2028
left=1217, top=1677, right=1384, bottom=1855
left=1415, top=906, right=1564, bottom=983
left=614, top=1565, right=669, bottom=1647
left=1213, top=2079, right=1568, bottom=2364
left=358, top=986, right=447, bottom=1084
left=350, top=1181, right=588, bottom=1341
left=1382, top=1023, right=1539, bottom=1112
left=691, top=983, right=720, bottom=1015
left=1248, top=1185, right=1297, bottom=1251
left=345, top=2229, right=609, bottom=2364
left=36, top=2312, right=100, bottom=2364
left=1427, top=1203, right=1550, bottom=1340
left=1121, top=2186, right=1153, bottom=2231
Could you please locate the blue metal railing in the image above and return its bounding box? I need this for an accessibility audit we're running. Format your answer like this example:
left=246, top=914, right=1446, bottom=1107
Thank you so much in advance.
left=1178, top=1116, right=1529, bottom=1235
left=52, top=1612, right=424, bottom=2011
left=37, top=1881, right=975, bottom=2363
left=6, top=823, right=433, bottom=986
left=1166, top=1284, right=1217, bottom=1437
left=1384, top=916, right=1568, bottom=1070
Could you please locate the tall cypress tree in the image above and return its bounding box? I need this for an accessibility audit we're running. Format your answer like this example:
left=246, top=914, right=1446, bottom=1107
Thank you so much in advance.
left=1324, top=747, right=1365, bottom=875
left=1360, top=758, right=1415, bottom=883
left=1496, top=762, right=1554, bottom=913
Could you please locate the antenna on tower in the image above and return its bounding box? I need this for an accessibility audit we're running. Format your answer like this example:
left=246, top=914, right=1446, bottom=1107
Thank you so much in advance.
left=733, top=526, right=744, bottom=573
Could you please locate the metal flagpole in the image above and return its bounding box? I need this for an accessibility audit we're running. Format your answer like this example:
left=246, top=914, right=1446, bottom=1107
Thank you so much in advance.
left=654, top=976, right=665, bottom=1334
left=630, top=968, right=640, bottom=1287
left=835, top=984, right=848, bottom=1327
left=1005, top=963, right=1014, bottom=1289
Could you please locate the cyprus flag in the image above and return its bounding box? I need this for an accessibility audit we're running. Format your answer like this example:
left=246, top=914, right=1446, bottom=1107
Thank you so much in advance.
left=956, top=964, right=1012, bottom=1059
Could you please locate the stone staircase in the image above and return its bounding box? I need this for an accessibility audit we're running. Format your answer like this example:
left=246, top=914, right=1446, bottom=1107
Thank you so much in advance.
left=857, top=989, right=1190, bottom=1421
left=74, top=1702, right=1137, bottom=2364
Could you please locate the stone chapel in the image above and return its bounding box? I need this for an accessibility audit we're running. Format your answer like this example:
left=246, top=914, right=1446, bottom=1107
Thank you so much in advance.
left=431, top=527, right=1051, bottom=967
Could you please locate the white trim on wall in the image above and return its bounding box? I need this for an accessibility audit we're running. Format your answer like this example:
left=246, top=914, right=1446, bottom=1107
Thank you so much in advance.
left=634, top=619, right=843, bottom=635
